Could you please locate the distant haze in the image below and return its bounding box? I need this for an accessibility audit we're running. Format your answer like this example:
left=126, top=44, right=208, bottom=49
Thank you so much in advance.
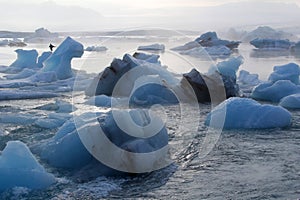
left=1, top=0, right=300, bottom=32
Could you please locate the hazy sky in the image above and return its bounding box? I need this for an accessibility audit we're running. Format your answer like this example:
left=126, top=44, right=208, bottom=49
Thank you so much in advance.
left=1, top=0, right=300, bottom=31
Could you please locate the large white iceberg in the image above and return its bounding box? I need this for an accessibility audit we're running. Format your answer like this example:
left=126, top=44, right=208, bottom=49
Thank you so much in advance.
left=0, top=141, right=56, bottom=190
left=268, top=63, right=300, bottom=85
left=279, top=93, right=300, bottom=109
left=41, top=36, right=84, bottom=80
left=205, top=97, right=292, bottom=129
left=251, top=80, right=300, bottom=102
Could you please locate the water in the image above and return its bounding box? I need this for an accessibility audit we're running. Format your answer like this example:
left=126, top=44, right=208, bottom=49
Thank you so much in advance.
left=0, top=36, right=299, bottom=199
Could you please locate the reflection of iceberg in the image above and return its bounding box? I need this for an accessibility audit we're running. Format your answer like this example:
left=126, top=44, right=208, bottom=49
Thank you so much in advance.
left=0, top=141, right=55, bottom=190
left=206, top=97, right=291, bottom=129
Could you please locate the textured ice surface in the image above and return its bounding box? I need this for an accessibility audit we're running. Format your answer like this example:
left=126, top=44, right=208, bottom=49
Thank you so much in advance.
left=268, top=63, right=300, bottom=84
left=206, top=97, right=292, bottom=129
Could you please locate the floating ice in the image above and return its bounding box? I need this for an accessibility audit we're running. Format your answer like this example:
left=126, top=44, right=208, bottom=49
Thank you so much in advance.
left=86, top=53, right=178, bottom=97
left=8, top=38, right=26, bottom=47
left=137, top=43, right=165, bottom=51
left=24, top=27, right=59, bottom=43
left=41, top=36, right=84, bottom=80
left=85, top=46, right=107, bottom=52
left=0, top=39, right=8, bottom=46
left=268, top=63, right=300, bottom=84
left=37, top=51, right=52, bottom=68
left=195, top=32, right=240, bottom=49
left=9, top=49, right=38, bottom=70
left=5, top=68, right=36, bottom=80
left=279, top=93, right=300, bottom=109
left=208, top=56, right=243, bottom=79
left=250, top=38, right=291, bottom=49
left=35, top=100, right=75, bottom=113
left=238, top=70, right=261, bottom=86
left=0, top=90, right=59, bottom=101
left=180, top=46, right=231, bottom=58
left=171, top=41, right=201, bottom=51
left=0, top=141, right=55, bottom=190
left=251, top=80, right=300, bottom=102
left=206, top=97, right=292, bottom=129
left=85, top=95, right=117, bottom=107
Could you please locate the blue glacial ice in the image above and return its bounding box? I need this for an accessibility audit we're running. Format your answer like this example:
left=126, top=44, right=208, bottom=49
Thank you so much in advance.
left=268, top=63, right=300, bottom=84
left=41, top=36, right=84, bottom=80
left=0, top=141, right=56, bottom=191
left=251, top=80, right=300, bottom=102
left=251, top=62, right=300, bottom=102
left=7, top=49, right=38, bottom=72
left=37, top=51, right=52, bottom=68
left=205, top=97, right=292, bottom=129
left=279, top=93, right=300, bottom=109
left=238, top=70, right=261, bottom=86
left=195, top=31, right=241, bottom=49
left=34, top=109, right=169, bottom=174
left=85, top=46, right=108, bottom=52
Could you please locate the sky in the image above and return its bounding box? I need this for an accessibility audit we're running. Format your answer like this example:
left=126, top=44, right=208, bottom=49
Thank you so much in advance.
left=1, top=0, right=300, bottom=32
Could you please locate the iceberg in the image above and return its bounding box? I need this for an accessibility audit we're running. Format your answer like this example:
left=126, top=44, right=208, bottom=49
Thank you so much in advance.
left=279, top=94, right=300, bottom=109
left=195, top=32, right=240, bottom=49
left=37, top=51, right=52, bottom=68
left=251, top=80, right=300, bottom=102
left=0, top=90, right=59, bottom=100
left=180, top=46, right=231, bottom=58
left=268, top=63, right=300, bottom=84
left=9, top=49, right=38, bottom=70
left=250, top=38, right=291, bottom=49
left=41, top=36, right=84, bottom=80
left=171, top=41, right=201, bottom=51
left=35, top=100, right=74, bottom=113
left=208, top=56, right=243, bottom=79
left=205, top=97, right=292, bottom=129
left=85, top=95, right=117, bottom=107
left=0, top=39, right=8, bottom=46
left=5, top=68, right=36, bottom=80
left=85, top=46, right=107, bottom=52
left=34, top=109, right=169, bottom=174
left=0, top=141, right=56, bottom=190
left=85, top=53, right=178, bottom=97
left=137, top=43, right=165, bottom=51
left=24, top=27, right=59, bottom=43
left=8, top=38, right=26, bottom=47
left=238, top=70, right=260, bottom=86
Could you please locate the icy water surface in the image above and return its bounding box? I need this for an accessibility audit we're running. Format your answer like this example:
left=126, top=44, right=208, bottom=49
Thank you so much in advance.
left=0, top=36, right=299, bottom=199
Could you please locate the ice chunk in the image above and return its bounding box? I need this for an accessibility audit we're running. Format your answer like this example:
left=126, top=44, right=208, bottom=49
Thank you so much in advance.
left=195, top=32, right=240, bottom=49
left=132, top=52, right=160, bottom=64
left=279, top=93, right=300, bottom=109
left=85, top=46, right=107, bottom=52
left=251, top=80, right=300, bottom=102
left=0, top=39, right=8, bottom=46
left=0, top=90, right=59, bottom=100
left=24, top=27, right=59, bottom=43
left=30, top=71, right=58, bottom=83
left=238, top=70, right=260, bottom=86
left=85, top=95, right=116, bottom=107
left=137, top=43, right=165, bottom=51
left=171, top=41, right=201, bottom=51
left=37, top=51, right=52, bottom=68
left=41, top=36, right=84, bottom=80
left=250, top=38, right=291, bottom=49
left=8, top=38, right=26, bottom=47
left=180, top=46, right=231, bottom=58
left=268, top=63, right=300, bottom=84
left=205, top=97, right=292, bottom=129
left=9, top=49, right=38, bottom=69
left=0, top=113, right=37, bottom=125
left=0, top=141, right=55, bottom=190
left=208, top=56, right=243, bottom=79
left=5, top=68, right=36, bottom=80
left=35, top=100, right=75, bottom=113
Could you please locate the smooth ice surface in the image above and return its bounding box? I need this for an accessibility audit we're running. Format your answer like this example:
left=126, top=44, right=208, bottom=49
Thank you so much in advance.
left=268, top=63, right=300, bottom=84
left=41, top=36, right=84, bottom=80
left=238, top=70, right=261, bottom=86
left=137, top=43, right=165, bottom=51
left=208, top=56, right=243, bottom=79
left=279, top=93, right=300, bottom=109
left=250, top=38, right=291, bottom=49
left=206, top=97, right=292, bottom=129
left=0, top=141, right=56, bottom=190
left=9, top=49, right=38, bottom=69
left=251, top=80, right=300, bottom=102
left=85, top=46, right=107, bottom=52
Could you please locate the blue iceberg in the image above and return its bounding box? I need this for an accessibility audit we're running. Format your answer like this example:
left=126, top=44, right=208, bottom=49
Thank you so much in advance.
left=206, top=97, right=292, bottom=129
left=0, top=141, right=56, bottom=191
left=41, top=36, right=84, bottom=80
left=279, top=93, right=300, bottom=109
left=268, top=63, right=300, bottom=85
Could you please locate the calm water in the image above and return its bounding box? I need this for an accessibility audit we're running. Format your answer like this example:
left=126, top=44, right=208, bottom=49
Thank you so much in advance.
left=0, top=36, right=299, bottom=199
